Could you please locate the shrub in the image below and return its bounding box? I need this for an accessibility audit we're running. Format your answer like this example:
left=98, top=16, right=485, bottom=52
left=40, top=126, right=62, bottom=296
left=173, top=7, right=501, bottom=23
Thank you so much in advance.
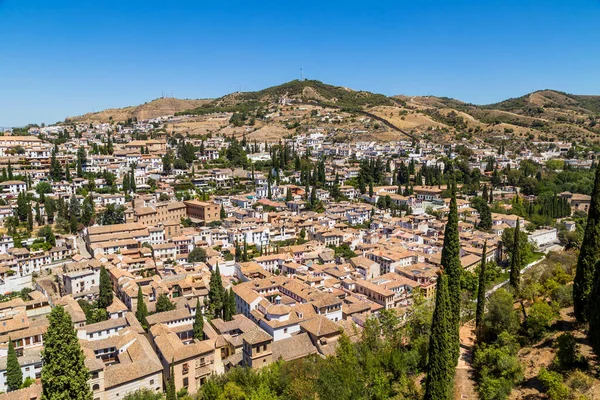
left=567, top=370, right=594, bottom=392
left=551, top=285, right=574, bottom=308
left=538, top=367, right=571, bottom=400
left=524, top=301, right=557, bottom=341
left=554, top=333, right=582, bottom=371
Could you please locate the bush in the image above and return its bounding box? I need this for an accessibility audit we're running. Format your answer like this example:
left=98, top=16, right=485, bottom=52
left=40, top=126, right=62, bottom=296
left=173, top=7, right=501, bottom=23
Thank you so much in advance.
left=554, top=333, right=580, bottom=370
left=484, top=289, right=519, bottom=340
left=524, top=301, right=557, bottom=341
left=551, top=285, right=573, bottom=308
left=538, top=367, right=571, bottom=400
left=567, top=370, right=594, bottom=392
left=473, top=332, right=523, bottom=400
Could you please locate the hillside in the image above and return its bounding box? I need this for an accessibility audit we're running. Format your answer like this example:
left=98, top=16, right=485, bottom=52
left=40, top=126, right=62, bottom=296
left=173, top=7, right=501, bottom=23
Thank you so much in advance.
left=179, top=80, right=395, bottom=116
left=397, top=89, right=600, bottom=144
left=64, top=82, right=600, bottom=144
left=64, top=97, right=211, bottom=124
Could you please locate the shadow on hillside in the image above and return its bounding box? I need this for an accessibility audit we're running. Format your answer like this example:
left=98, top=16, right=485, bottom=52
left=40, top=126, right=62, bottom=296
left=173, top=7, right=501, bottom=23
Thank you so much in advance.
left=519, top=376, right=545, bottom=396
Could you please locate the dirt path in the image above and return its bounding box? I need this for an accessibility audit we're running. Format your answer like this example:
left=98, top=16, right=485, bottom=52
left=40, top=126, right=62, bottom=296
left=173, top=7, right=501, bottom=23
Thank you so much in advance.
left=454, top=321, right=477, bottom=400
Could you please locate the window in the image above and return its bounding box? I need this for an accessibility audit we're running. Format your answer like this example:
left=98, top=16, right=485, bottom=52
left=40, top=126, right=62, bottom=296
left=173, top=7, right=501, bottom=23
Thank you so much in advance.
left=182, top=363, right=189, bottom=375
left=92, top=384, right=100, bottom=391
left=183, top=377, right=188, bottom=388
left=150, top=379, right=154, bottom=385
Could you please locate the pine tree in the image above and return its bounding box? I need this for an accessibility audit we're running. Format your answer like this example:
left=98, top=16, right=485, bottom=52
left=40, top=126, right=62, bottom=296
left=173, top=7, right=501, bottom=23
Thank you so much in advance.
left=156, top=294, right=176, bottom=313
left=509, top=218, right=522, bottom=294
left=220, top=205, right=226, bottom=219
left=98, top=266, right=113, bottom=309
left=135, top=286, right=148, bottom=329
left=574, top=163, right=600, bottom=322
left=193, top=299, right=204, bottom=340
left=475, top=242, right=488, bottom=342
left=588, top=260, right=600, bottom=354
left=424, top=273, right=453, bottom=400
left=6, top=337, right=22, bottom=391
left=7, top=160, right=13, bottom=180
left=41, top=306, right=92, bottom=400
left=442, top=186, right=461, bottom=366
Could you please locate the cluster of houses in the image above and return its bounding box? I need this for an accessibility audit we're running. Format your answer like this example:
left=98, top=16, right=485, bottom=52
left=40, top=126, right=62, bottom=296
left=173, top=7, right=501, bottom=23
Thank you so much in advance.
left=0, top=116, right=583, bottom=399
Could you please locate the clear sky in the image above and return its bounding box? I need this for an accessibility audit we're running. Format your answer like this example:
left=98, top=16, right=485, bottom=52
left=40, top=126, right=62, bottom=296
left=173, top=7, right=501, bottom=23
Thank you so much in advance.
left=1, top=0, right=599, bottom=127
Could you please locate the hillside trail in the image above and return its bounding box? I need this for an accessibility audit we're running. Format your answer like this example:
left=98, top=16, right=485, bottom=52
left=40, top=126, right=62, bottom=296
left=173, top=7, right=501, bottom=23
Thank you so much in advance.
left=454, top=320, right=477, bottom=400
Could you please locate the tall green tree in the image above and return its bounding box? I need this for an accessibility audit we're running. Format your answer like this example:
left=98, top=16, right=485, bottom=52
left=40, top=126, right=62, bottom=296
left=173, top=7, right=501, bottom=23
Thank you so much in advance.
left=81, top=195, right=95, bottom=226
left=424, top=273, right=453, bottom=400
left=442, top=187, right=461, bottom=366
left=50, top=149, right=62, bottom=181
left=588, top=260, right=600, bottom=355
left=574, top=163, right=600, bottom=322
left=208, top=264, right=224, bottom=319
left=166, top=361, right=176, bottom=400
left=135, top=286, right=148, bottom=329
left=193, top=299, right=204, bottom=340
left=41, top=306, right=92, bottom=400
left=509, top=218, right=522, bottom=294
left=98, top=266, right=113, bottom=309
left=475, top=242, right=488, bottom=342
left=6, top=337, right=22, bottom=391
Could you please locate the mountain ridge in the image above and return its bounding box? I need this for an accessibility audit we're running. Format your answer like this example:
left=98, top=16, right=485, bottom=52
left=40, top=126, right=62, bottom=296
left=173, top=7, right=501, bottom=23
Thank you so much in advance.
left=63, top=81, right=600, bottom=144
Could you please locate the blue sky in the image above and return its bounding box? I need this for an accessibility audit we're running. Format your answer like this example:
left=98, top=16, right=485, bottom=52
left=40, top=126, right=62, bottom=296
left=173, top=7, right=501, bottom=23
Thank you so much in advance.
left=1, top=0, right=598, bottom=126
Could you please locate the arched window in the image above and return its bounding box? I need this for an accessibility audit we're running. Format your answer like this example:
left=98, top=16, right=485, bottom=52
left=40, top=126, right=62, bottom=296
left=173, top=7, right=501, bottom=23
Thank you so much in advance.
left=92, top=384, right=100, bottom=391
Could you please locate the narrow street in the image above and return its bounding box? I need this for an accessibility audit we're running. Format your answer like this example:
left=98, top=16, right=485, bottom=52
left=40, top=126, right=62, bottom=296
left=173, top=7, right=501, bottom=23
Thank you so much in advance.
left=76, top=235, right=92, bottom=258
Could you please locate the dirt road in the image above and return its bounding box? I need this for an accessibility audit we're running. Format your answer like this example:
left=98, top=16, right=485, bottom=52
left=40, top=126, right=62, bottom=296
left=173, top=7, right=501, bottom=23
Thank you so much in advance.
left=454, top=321, right=477, bottom=400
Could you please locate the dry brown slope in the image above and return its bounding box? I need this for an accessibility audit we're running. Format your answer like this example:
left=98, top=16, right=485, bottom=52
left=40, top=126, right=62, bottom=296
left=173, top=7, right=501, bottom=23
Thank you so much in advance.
left=65, top=97, right=212, bottom=124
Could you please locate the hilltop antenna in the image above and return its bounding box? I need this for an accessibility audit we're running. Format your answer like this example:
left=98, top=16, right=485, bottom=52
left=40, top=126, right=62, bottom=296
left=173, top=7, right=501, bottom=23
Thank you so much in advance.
left=300, top=68, right=304, bottom=81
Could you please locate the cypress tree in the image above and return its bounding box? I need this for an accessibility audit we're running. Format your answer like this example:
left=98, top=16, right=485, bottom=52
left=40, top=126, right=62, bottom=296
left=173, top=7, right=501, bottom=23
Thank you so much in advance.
left=208, top=264, right=224, bottom=319
left=442, top=186, right=461, bottom=366
left=475, top=242, right=488, bottom=342
left=35, top=202, right=42, bottom=225
left=6, top=337, right=22, bottom=391
left=135, top=286, right=148, bottom=329
left=193, top=299, right=204, bottom=340
left=27, top=205, right=33, bottom=232
left=227, top=288, right=236, bottom=321
left=7, top=160, right=13, bottom=180
left=41, top=306, right=92, bottom=400
left=222, top=289, right=231, bottom=321
left=588, top=260, right=600, bottom=355
left=98, top=266, right=113, bottom=309
left=509, top=218, right=522, bottom=294
left=424, top=273, right=453, bottom=400
left=166, top=361, right=176, bottom=400
left=574, top=163, right=600, bottom=322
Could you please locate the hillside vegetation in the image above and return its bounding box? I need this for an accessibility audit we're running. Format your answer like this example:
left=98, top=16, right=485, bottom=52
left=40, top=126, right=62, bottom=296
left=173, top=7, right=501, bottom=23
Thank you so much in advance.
left=178, top=80, right=394, bottom=116
left=64, top=82, right=600, bottom=144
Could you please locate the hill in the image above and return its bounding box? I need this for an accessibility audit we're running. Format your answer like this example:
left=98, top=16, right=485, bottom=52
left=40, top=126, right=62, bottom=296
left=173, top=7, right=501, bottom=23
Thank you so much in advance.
left=397, top=89, right=600, bottom=143
left=178, top=80, right=395, bottom=116
left=64, top=97, right=211, bottom=124
left=64, top=82, right=600, bottom=144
